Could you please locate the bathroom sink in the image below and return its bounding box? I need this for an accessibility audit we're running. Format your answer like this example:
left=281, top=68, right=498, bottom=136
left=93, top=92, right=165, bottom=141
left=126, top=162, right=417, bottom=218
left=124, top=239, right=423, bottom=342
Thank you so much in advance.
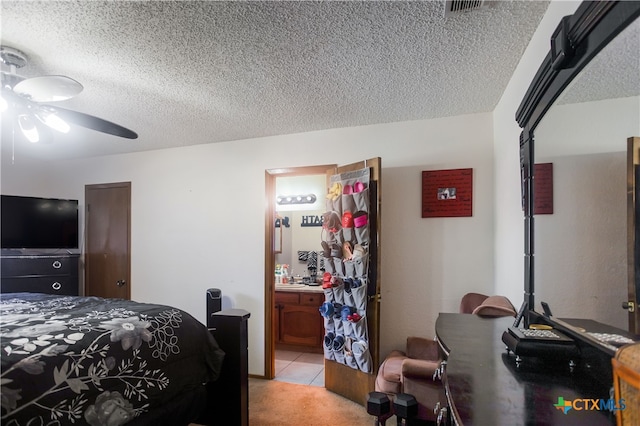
left=275, top=283, right=308, bottom=289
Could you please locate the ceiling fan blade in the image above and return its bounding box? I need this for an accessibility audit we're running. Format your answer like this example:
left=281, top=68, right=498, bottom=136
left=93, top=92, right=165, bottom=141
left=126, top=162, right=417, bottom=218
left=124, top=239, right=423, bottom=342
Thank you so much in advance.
left=13, top=75, right=83, bottom=102
left=46, top=105, right=138, bottom=139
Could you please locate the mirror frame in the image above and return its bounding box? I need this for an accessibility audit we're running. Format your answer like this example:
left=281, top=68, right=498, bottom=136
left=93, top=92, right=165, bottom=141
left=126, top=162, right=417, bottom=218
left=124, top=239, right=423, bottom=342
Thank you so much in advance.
left=516, top=1, right=640, bottom=327
left=274, top=213, right=283, bottom=254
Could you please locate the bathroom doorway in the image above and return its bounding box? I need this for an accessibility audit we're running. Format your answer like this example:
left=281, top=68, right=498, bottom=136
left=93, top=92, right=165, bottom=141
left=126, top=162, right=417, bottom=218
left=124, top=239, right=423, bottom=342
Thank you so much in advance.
left=272, top=172, right=329, bottom=385
left=264, top=165, right=333, bottom=383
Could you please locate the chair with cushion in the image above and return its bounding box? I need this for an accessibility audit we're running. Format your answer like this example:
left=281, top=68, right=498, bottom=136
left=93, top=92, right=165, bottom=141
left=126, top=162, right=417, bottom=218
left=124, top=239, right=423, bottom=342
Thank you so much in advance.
left=374, top=294, right=516, bottom=422
left=471, top=295, right=517, bottom=317
left=460, top=292, right=517, bottom=317
left=374, top=336, right=444, bottom=422
left=459, top=292, right=489, bottom=313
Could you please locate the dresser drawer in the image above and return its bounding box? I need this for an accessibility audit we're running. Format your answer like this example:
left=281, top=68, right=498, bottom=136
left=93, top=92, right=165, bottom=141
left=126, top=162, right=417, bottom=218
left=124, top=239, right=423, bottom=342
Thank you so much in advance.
left=1, top=276, right=78, bottom=296
left=299, top=293, right=323, bottom=306
left=1, top=255, right=77, bottom=277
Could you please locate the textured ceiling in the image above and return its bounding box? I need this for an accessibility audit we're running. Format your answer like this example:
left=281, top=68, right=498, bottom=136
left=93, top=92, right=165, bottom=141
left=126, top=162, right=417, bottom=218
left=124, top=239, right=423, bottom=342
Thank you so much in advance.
left=0, top=0, right=552, bottom=161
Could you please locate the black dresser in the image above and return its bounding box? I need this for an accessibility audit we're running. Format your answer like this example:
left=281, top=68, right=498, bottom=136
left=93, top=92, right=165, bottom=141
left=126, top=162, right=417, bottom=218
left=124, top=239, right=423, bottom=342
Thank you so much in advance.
left=1, top=253, right=80, bottom=296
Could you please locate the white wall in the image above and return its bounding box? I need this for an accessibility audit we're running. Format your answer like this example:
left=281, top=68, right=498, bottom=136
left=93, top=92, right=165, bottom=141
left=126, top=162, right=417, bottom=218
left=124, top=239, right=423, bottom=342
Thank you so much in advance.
left=1, top=112, right=495, bottom=375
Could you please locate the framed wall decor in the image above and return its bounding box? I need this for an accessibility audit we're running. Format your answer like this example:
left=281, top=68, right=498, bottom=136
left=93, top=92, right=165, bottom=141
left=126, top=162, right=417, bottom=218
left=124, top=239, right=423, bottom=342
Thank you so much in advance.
left=533, top=163, right=553, bottom=215
left=422, top=168, right=473, bottom=218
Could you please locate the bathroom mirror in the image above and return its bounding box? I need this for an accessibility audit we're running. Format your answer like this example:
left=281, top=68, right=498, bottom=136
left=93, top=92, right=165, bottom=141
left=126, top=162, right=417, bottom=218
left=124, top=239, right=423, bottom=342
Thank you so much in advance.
left=275, top=209, right=325, bottom=279
left=274, top=174, right=327, bottom=281
left=517, top=1, right=640, bottom=333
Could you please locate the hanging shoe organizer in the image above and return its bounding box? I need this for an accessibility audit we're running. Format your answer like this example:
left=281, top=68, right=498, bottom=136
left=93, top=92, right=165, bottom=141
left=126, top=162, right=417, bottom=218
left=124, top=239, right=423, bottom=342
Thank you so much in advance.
left=319, top=167, right=372, bottom=373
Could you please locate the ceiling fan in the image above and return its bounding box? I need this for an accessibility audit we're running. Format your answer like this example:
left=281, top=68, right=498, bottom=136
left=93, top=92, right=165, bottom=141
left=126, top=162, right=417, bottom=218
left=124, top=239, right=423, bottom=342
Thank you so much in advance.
left=0, top=45, right=138, bottom=143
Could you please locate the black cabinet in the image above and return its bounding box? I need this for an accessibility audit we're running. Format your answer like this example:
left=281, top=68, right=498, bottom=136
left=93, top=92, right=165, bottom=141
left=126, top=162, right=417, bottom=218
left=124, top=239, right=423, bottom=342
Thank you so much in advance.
left=207, top=309, right=250, bottom=426
left=1, top=254, right=79, bottom=295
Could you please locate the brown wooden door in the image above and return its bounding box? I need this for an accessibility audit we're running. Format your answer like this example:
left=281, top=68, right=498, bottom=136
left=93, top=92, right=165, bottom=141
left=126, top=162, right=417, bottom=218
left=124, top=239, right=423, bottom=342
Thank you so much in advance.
left=324, top=157, right=382, bottom=405
left=627, top=137, right=640, bottom=334
left=85, top=182, right=131, bottom=300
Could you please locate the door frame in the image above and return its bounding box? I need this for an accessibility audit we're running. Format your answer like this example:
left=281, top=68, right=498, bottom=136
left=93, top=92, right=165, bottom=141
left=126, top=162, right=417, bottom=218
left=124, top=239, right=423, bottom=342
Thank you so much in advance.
left=264, top=165, right=334, bottom=379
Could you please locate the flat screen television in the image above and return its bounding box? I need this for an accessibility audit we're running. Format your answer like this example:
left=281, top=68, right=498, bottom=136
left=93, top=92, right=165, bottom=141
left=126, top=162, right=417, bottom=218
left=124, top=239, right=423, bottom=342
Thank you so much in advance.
left=1, top=195, right=79, bottom=249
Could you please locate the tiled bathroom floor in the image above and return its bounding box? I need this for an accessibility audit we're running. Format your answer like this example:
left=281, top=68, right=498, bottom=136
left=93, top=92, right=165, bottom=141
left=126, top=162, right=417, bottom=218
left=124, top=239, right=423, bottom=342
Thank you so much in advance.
left=274, top=349, right=325, bottom=387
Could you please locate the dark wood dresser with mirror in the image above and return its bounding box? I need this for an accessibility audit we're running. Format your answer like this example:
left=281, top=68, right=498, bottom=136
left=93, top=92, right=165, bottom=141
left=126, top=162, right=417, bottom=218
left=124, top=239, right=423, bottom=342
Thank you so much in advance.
left=435, top=313, right=635, bottom=425
left=436, top=2, right=640, bottom=424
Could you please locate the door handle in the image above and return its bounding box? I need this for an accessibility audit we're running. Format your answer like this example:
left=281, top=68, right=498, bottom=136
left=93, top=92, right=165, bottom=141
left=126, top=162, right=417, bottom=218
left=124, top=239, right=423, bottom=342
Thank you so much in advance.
left=621, top=301, right=635, bottom=312
left=116, top=280, right=127, bottom=287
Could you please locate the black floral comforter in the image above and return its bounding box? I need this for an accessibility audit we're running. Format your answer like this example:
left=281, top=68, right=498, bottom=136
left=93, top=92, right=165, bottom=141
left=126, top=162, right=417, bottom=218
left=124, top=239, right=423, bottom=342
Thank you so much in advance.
left=0, top=292, right=225, bottom=426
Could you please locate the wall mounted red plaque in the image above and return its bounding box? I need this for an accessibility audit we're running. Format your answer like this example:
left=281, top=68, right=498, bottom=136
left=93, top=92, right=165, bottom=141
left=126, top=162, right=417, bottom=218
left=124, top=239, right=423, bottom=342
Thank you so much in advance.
left=534, top=163, right=553, bottom=215
left=422, top=168, right=473, bottom=218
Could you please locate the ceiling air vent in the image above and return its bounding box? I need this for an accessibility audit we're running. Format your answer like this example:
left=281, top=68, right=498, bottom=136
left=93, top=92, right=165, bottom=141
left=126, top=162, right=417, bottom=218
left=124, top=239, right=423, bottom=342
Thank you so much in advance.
left=444, top=0, right=486, bottom=17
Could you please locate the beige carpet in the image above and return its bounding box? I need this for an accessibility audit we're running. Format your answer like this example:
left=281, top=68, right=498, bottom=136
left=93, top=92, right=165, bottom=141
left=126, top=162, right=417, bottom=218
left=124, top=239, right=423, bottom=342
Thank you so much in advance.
left=248, top=378, right=378, bottom=425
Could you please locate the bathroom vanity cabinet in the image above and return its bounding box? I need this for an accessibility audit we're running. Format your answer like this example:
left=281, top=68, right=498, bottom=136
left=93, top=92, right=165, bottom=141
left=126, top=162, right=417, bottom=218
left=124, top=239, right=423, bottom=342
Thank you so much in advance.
left=275, top=288, right=324, bottom=352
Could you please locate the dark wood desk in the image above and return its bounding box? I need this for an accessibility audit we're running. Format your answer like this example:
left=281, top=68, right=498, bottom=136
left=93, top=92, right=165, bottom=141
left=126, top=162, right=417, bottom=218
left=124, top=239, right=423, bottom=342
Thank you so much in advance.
left=435, top=313, right=617, bottom=425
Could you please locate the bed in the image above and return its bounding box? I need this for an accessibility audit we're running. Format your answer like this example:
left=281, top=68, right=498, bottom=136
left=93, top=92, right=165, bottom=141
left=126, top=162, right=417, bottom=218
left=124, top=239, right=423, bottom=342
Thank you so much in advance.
left=0, top=292, right=227, bottom=426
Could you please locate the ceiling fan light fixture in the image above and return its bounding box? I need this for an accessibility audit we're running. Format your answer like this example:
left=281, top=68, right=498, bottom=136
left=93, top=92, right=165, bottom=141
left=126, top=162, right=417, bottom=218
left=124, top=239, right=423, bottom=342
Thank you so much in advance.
left=36, top=109, right=70, bottom=133
left=1, top=45, right=138, bottom=141
left=0, top=46, right=27, bottom=70
left=18, top=114, right=39, bottom=143
left=13, top=75, right=83, bottom=102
